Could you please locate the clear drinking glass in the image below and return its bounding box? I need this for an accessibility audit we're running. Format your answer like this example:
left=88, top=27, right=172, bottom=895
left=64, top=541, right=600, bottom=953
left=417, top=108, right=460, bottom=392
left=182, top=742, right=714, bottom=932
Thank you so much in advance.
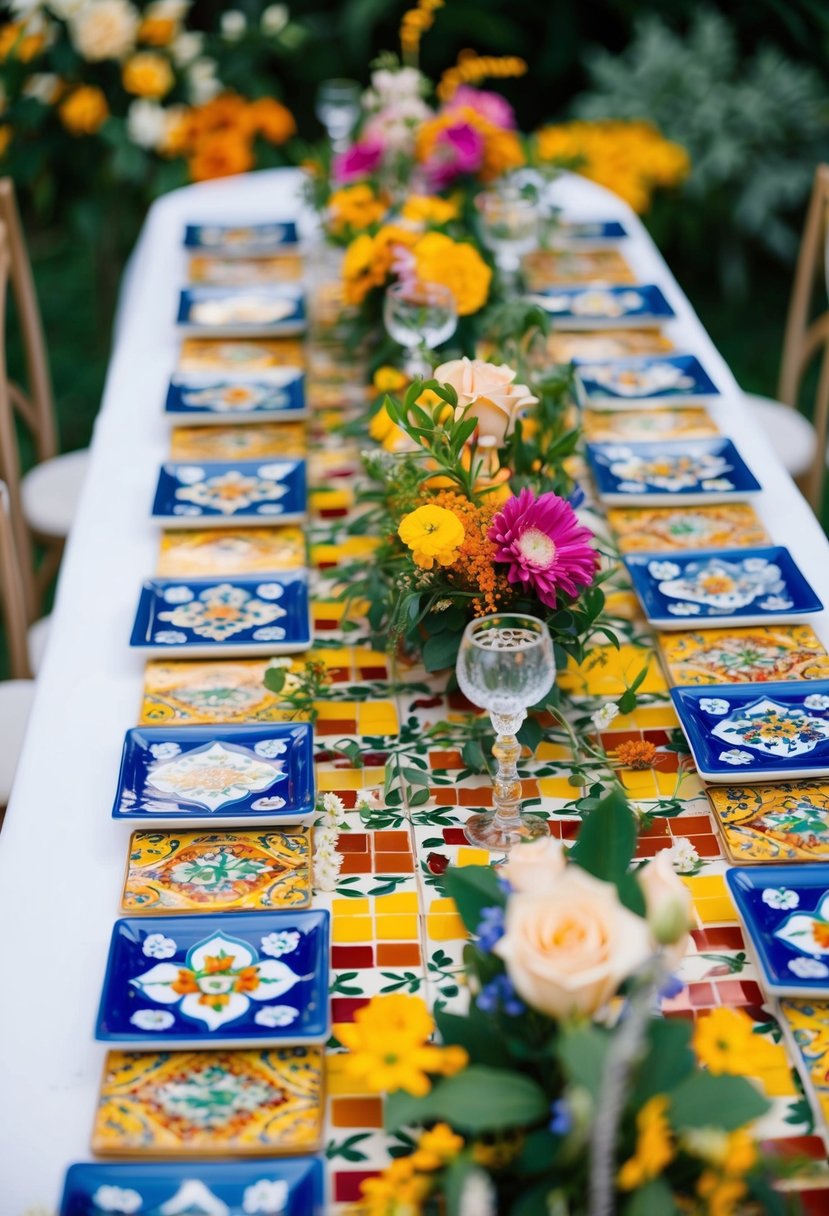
left=476, top=186, right=540, bottom=285
left=456, top=613, right=556, bottom=851
left=315, top=78, right=361, bottom=151
left=382, top=280, right=458, bottom=377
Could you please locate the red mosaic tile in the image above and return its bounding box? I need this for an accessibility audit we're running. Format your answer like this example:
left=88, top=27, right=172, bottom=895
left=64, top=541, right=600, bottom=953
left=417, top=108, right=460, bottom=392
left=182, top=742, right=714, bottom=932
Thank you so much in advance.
left=639, top=820, right=671, bottom=839
left=692, top=835, right=721, bottom=858
left=687, top=983, right=715, bottom=1008
left=433, top=789, right=456, bottom=806
left=360, top=665, right=388, bottom=679
left=600, top=731, right=642, bottom=747
left=716, top=979, right=763, bottom=1006
left=332, top=946, right=374, bottom=969
left=375, top=830, right=410, bottom=851
left=331, top=996, right=371, bottom=1022
left=761, top=1135, right=828, bottom=1161
left=459, top=788, right=492, bottom=807
left=375, top=853, right=414, bottom=873
left=643, top=730, right=670, bottom=745
left=377, top=943, right=421, bottom=966
left=340, top=853, right=372, bottom=875
left=676, top=815, right=716, bottom=837
left=317, top=717, right=358, bottom=733
left=443, top=828, right=467, bottom=845
left=635, top=838, right=666, bottom=858
left=691, top=926, right=745, bottom=950
left=429, top=750, right=464, bottom=769
left=339, top=834, right=369, bottom=853
left=334, top=1172, right=378, bottom=1203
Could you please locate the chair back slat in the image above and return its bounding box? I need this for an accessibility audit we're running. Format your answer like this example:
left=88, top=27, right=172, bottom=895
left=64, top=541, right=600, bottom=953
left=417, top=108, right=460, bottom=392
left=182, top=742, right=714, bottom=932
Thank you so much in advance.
left=0, top=479, right=31, bottom=679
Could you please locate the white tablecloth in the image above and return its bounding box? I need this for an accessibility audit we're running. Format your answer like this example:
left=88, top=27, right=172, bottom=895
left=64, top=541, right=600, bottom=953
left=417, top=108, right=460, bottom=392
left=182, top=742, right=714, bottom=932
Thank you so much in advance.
left=0, top=168, right=827, bottom=1211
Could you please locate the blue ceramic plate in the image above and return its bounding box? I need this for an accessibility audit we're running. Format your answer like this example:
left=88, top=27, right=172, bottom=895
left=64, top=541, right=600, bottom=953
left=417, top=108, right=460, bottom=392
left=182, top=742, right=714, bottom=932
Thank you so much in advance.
left=60, top=1158, right=325, bottom=1215
left=530, top=283, right=674, bottom=328
left=113, top=723, right=315, bottom=827
left=184, top=220, right=299, bottom=252
left=726, top=866, right=829, bottom=996
left=96, top=911, right=329, bottom=1048
left=177, top=285, right=306, bottom=337
left=130, top=573, right=311, bottom=657
left=152, top=458, right=307, bottom=526
left=671, top=680, right=829, bottom=782
left=624, top=546, right=822, bottom=630
left=555, top=219, right=629, bottom=245
left=585, top=437, right=761, bottom=505
left=164, top=369, right=306, bottom=425
left=573, top=353, right=720, bottom=409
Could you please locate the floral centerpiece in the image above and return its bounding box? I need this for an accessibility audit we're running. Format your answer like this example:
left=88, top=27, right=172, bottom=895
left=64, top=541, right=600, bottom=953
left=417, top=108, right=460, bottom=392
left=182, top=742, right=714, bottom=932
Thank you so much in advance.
left=345, top=792, right=790, bottom=1215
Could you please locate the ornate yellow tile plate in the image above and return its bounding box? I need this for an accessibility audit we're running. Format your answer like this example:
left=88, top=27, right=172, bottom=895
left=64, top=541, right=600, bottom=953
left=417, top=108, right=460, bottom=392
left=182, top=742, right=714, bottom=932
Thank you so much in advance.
left=179, top=338, right=305, bottom=374
left=778, top=1000, right=829, bottom=1131
left=157, top=527, right=306, bottom=577
left=189, top=253, right=304, bottom=284
left=582, top=408, right=719, bottom=443
left=522, top=247, right=635, bottom=290
left=607, top=504, right=770, bottom=553
left=121, top=827, right=311, bottom=913
left=708, top=780, right=829, bottom=863
left=141, top=659, right=287, bottom=725
left=547, top=328, right=674, bottom=363
left=92, top=1047, right=323, bottom=1156
left=170, top=422, right=307, bottom=462
left=659, top=626, right=829, bottom=686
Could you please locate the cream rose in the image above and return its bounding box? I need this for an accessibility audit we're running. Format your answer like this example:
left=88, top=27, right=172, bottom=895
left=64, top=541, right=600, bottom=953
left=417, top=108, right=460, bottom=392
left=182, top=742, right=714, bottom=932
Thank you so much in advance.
left=494, top=869, right=653, bottom=1018
left=70, top=0, right=138, bottom=61
left=500, top=836, right=567, bottom=893
left=639, top=849, right=693, bottom=950
left=435, top=356, right=538, bottom=444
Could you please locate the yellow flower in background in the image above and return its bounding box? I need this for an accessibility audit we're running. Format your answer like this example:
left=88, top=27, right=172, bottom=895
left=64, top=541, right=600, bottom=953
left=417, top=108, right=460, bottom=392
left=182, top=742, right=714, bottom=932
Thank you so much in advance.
left=137, top=15, right=176, bottom=45
left=401, top=194, right=460, bottom=226
left=692, top=1007, right=773, bottom=1076
left=437, top=52, right=527, bottom=102
left=373, top=366, right=408, bottom=393
left=617, top=1094, right=674, bottom=1190
left=411, top=1123, right=464, bottom=1171
left=59, top=86, right=109, bottom=135
left=368, top=402, right=409, bottom=452
left=0, top=21, right=45, bottom=61
left=122, top=51, right=174, bottom=98
left=248, top=97, right=296, bottom=144
left=339, top=993, right=467, bottom=1096
left=697, top=1171, right=749, bottom=1216
left=399, top=504, right=466, bottom=570
left=413, top=232, right=491, bottom=316
left=329, top=183, right=388, bottom=234
left=342, top=232, right=379, bottom=305
left=0, top=126, right=11, bottom=156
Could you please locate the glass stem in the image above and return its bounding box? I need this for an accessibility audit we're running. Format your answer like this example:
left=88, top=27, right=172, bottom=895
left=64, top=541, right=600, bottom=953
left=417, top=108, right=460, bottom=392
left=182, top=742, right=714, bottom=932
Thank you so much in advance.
left=491, top=732, right=523, bottom=833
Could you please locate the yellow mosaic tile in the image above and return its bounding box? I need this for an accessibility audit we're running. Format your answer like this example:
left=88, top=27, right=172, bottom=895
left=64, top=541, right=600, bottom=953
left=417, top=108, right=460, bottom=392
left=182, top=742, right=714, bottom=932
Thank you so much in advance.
left=311, top=537, right=381, bottom=566
left=538, top=776, right=582, bottom=799
left=333, top=898, right=370, bottom=917
left=558, top=644, right=668, bottom=698
left=376, top=914, right=419, bottom=940
left=426, top=910, right=467, bottom=941
left=358, top=702, right=399, bottom=735
left=681, top=874, right=736, bottom=925
left=333, top=917, right=374, bottom=944
left=326, top=1055, right=376, bottom=1097
left=310, top=487, right=355, bottom=513
left=457, top=846, right=491, bottom=867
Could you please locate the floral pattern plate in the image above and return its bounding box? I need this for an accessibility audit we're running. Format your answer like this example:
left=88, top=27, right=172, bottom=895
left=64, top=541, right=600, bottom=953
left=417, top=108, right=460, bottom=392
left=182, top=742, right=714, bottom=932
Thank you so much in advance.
left=726, top=865, right=829, bottom=995
left=671, top=680, right=829, bottom=782
left=178, top=338, right=305, bottom=375
left=113, top=723, right=315, bottom=827
left=582, top=408, right=718, bottom=443
left=574, top=354, right=720, bottom=409
left=624, top=547, right=822, bottom=629
left=531, top=283, right=675, bottom=328
left=120, top=827, right=312, bottom=914
left=96, top=911, right=330, bottom=1048
left=659, top=625, right=829, bottom=687
left=184, top=221, right=299, bottom=253
left=708, top=780, right=829, bottom=864
left=152, top=459, right=307, bottom=526
left=189, top=251, right=304, bottom=283
left=607, top=504, right=769, bottom=553
left=586, top=438, right=761, bottom=505
left=130, top=574, right=311, bottom=657
left=177, top=286, right=306, bottom=338
left=60, top=1158, right=325, bottom=1216
left=157, top=527, right=306, bottom=577
left=91, top=1046, right=323, bottom=1157
left=164, top=370, right=306, bottom=425
left=140, top=659, right=289, bottom=726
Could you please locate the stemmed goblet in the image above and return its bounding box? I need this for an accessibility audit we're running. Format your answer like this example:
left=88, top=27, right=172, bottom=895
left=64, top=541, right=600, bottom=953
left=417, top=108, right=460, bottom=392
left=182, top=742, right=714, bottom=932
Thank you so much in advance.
left=315, top=78, right=361, bottom=152
left=456, top=613, right=556, bottom=851
left=475, top=185, right=540, bottom=288
left=382, top=280, right=458, bottom=378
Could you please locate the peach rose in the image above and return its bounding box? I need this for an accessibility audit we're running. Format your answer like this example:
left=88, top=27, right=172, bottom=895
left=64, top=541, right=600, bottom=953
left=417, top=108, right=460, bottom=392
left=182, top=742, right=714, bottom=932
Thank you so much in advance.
left=500, top=836, right=567, bottom=893
left=434, top=356, right=538, bottom=444
left=494, top=868, right=653, bottom=1018
left=639, top=849, right=693, bottom=950
left=70, top=0, right=138, bottom=61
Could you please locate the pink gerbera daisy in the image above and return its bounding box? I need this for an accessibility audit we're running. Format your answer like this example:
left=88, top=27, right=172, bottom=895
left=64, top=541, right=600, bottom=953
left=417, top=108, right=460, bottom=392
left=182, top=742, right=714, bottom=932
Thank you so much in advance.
left=488, top=487, right=598, bottom=607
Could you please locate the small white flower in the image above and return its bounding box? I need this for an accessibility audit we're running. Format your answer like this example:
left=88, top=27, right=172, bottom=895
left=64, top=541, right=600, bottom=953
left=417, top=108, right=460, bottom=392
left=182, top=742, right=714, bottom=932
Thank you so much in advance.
left=130, top=1009, right=175, bottom=1031
left=699, top=698, right=730, bottom=716
left=321, top=791, right=347, bottom=826
left=616, top=480, right=645, bottom=494
left=648, top=560, right=681, bottom=580
left=666, top=837, right=699, bottom=875
left=762, top=887, right=800, bottom=910
left=260, top=930, right=300, bottom=958
left=22, top=72, right=60, bottom=104
left=91, top=1186, right=143, bottom=1214
left=667, top=602, right=700, bottom=616
left=256, top=583, right=285, bottom=601
left=591, top=702, right=620, bottom=731
left=254, top=739, right=288, bottom=758
left=252, top=626, right=287, bottom=641
left=154, top=629, right=188, bottom=644
left=250, top=795, right=286, bottom=811
left=187, top=56, right=221, bottom=103
left=354, top=789, right=380, bottom=811
left=243, top=1178, right=290, bottom=1214
left=126, top=98, right=168, bottom=149
left=700, top=478, right=734, bottom=491
left=253, top=1005, right=299, bottom=1030
left=258, top=462, right=295, bottom=479
left=162, top=585, right=193, bottom=605
left=267, top=657, right=292, bottom=669
left=719, top=749, right=754, bottom=766
left=459, top=1170, right=497, bottom=1216
left=171, top=504, right=201, bottom=516
left=174, top=465, right=205, bottom=485
left=149, top=742, right=181, bottom=759
left=170, top=28, right=203, bottom=65
left=261, top=3, right=288, bottom=34
left=221, top=8, right=246, bottom=38
left=143, top=932, right=177, bottom=959
left=804, top=695, right=829, bottom=711
left=788, top=957, right=829, bottom=979
left=313, top=851, right=343, bottom=892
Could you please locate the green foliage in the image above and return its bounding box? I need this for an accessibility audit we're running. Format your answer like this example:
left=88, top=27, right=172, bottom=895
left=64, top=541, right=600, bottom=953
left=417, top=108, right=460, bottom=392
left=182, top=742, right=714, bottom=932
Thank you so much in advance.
left=385, top=1066, right=549, bottom=1134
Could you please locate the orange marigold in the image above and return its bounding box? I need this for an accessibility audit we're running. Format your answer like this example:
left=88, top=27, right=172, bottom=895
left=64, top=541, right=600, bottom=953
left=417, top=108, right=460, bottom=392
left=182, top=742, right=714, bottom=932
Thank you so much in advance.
left=248, top=97, right=296, bottom=144
left=189, top=134, right=254, bottom=182
left=430, top=489, right=508, bottom=615
left=137, top=15, right=176, bottom=45
left=614, top=740, right=659, bottom=770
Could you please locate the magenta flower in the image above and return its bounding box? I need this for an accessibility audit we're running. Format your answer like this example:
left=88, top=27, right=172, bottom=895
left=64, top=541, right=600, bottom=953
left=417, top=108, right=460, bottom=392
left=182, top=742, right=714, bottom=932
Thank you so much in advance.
left=424, top=121, right=485, bottom=189
left=448, top=86, right=517, bottom=130
left=332, top=137, right=385, bottom=184
left=489, top=487, right=598, bottom=607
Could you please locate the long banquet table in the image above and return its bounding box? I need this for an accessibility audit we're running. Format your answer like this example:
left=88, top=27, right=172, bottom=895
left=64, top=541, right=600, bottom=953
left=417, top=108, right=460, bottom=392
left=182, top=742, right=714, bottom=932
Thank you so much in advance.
left=2, top=167, right=829, bottom=1212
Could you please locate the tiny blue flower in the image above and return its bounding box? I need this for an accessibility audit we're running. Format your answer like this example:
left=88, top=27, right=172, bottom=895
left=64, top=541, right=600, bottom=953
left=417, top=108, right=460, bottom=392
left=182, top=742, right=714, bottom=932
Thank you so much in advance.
left=496, top=876, right=513, bottom=896
left=549, top=1098, right=572, bottom=1137
left=659, top=973, right=684, bottom=1001
left=476, top=905, right=505, bottom=952
left=475, top=974, right=525, bottom=1017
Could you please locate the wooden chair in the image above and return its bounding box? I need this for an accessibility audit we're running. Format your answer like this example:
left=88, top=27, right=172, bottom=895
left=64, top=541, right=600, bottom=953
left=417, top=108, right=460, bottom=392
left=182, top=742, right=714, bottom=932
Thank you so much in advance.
left=0, top=478, right=36, bottom=808
left=0, top=178, right=90, bottom=602
left=744, top=164, right=829, bottom=511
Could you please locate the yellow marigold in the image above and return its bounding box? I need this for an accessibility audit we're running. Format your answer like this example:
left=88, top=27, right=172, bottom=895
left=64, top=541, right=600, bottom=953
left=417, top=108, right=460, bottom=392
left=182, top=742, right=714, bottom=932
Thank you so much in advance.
left=137, top=14, right=176, bottom=45
left=373, top=366, right=408, bottom=393
left=339, top=993, right=467, bottom=1096
left=0, top=22, right=45, bottom=61
left=692, top=1007, right=773, bottom=1076
left=368, top=402, right=408, bottom=452
left=697, top=1171, right=748, bottom=1216
left=413, top=231, right=491, bottom=316
left=372, top=223, right=418, bottom=278
left=410, top=1123, right=464, bottom=1171
left=399, top=504, right=465, bottom=570
left=58, top=86, right=109, bottom=136
left=0, top=126, right=11, bottom=157
left=617, top=1094, right=674, bottom=1191
left=342, top=232, right=380, bottom=306
left=329, top=183, right=388, bottom=234
left=400, top=194, right=460, bottom=226
left=188, top=133, right=254, bottom=182
left=248, top=97, right=296, bottom=144
left=122, top=51, right=174, bottom=99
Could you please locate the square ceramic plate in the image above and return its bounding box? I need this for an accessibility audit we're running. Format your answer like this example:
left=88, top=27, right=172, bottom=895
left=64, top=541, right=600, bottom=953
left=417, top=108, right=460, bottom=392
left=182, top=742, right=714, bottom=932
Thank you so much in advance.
left=113, top=723, right=315, bottom=827
left=184, top=220, right=299, bottom=253
left=671, top=680, right=829, bottom=782
left=607, top=504, right=770, bottom=554
left=707, top=779, right=829, bottom=864
left=553, top=219, right=629, bottom=246
left=624, top=546, right=822, bottom=629
left=586, top=437, right=761, bottom=505
left=659, top=625, right=829, bottom=687
left=582, top=408, right=719, bottom=443
left=574, top=353, right=721, bottom=409
left=530, top=283, right=675, bottom=328
left=130, top=573, right=311, bottom=657
left=60, top=1159, right=325, bottom=1216
left=726, top=865, right=829, bottom=995
left=164, top=369, right=306, bottom=425
left=92, top=1045, right=323, bottom=1156
left=151, top=458, right=307, bottom=526
left=189, top=251, right=304, bottom=284
left=177, top=285, right=306, bottom=337
left=96, top=910, right=330, bottom=1047
left=121, top=826, right=312, bottom=914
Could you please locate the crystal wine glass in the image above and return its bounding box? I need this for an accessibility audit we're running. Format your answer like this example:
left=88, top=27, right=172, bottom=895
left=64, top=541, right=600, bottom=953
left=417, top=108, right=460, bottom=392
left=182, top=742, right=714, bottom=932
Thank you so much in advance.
left=382, top=280, right=458, bottom=378
left=456, top=613, right=556, bottom=851
left=476, top=186, right=540, bottom=287
left=315, top=78, right=361, bottom=152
